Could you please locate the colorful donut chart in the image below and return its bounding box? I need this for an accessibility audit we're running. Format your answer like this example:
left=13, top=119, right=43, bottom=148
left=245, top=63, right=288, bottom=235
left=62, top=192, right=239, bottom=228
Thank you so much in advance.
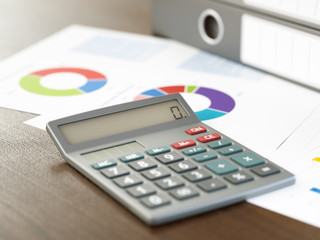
left=134, top=85, right=235, bottom=121
left=19, top=67, right=107, bottom=96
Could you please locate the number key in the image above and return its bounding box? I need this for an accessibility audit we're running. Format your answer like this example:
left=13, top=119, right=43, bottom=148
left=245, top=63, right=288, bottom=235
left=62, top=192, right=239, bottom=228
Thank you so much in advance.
left=101, top=165, right=129, bottom=179
left=169, top=186, right=199, bottom=200
left=141, top=194, right=171, bottom=208
left=141, top=167, right=171, bottom=180
left=129, top=159, right=157, bottom=171
left=155, top=176, right=184, bottom=190
left=182, top=169, right=212, bottom=182
left=169, top=160, right=197, bottom=173
left=127, top=184, right=157, bottom=198
left=155, top=152, right=184, bottom=164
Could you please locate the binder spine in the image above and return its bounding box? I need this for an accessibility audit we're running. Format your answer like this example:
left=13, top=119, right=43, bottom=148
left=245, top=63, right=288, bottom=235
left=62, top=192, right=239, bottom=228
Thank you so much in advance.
left=152, top=0, right=320, bottom=90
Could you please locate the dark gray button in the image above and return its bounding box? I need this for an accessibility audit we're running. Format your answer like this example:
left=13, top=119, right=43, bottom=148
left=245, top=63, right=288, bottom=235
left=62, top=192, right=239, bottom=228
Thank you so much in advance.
left=224, top=171, right=254, bottom=184
left=101, top=165, right=129, bottom=179
left=141, top=194, right=171, bottom=208
left=183, top=169, right=212, bottom=182
left=197, top=178, right=227, bottom=192
left=251, top=163, right=280, bottom=177
left=169, top=160, right=197, bottom=173
left=129, top=159, right=157, bottom=171
left=113, top=174, right=142, bottom=188
left=127, top=184, right=156, bottom=198
left=169, top=186, right=199, bottom=200
left=155, top=152, right=184, bottom=164
left=141, top=167, right=171, bottom=180
left=155, top=176, right=184, bottom=190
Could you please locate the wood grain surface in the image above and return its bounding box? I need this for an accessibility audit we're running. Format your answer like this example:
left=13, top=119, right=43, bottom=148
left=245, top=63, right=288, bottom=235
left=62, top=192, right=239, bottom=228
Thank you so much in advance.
left=0, top=0, right=320, bottom=239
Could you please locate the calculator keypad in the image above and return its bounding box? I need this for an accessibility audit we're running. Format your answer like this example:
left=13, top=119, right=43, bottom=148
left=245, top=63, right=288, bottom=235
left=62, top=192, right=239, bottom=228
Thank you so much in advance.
left=94, top=125, right=282, bottom=211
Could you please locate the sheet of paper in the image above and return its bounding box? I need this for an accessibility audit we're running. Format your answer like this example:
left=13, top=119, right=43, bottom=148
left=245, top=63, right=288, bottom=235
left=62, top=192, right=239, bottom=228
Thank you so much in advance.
left=1, top=25, right=320, bottom=228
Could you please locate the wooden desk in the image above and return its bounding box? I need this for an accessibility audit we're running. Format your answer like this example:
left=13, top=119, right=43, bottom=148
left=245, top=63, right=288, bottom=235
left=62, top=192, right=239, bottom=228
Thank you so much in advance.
left=0, top=0, right=319, bottom=239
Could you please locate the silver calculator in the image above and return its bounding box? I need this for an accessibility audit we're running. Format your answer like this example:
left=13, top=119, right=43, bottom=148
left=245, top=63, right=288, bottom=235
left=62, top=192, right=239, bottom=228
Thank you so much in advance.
left=46, top=93, right=295, bottom=225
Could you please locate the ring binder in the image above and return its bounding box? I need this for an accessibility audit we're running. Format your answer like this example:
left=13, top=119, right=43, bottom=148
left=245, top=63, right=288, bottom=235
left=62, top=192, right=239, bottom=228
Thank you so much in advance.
left=152, top=0, right=320, bottom=90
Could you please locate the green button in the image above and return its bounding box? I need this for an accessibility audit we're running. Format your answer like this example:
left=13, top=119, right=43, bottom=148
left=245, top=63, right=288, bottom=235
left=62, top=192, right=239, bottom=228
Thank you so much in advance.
left=146, top=146, right=170, bottom=156
left=219, top=145, right=243, bottom=156
left=231, top=152, right=265, bottom=167
left=205, top=159, right=238, bottom=175
left=208, top=139, right=232, bottom=149
left=193, top=152, right=217, bottom=162
left=92, top=159, right=117, bottom=170
left=120, top=152, right=144, bottom=162
left=182, top=146, right=206, bottom=156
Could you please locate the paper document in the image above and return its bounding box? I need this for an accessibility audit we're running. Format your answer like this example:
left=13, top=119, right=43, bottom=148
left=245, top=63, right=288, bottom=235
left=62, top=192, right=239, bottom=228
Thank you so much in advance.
left=1, top=25, right=320, bottom=228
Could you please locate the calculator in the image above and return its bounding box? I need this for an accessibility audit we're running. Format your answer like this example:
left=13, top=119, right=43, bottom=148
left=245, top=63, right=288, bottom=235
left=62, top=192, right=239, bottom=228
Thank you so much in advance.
left=46, top=93, right=295, bottom=225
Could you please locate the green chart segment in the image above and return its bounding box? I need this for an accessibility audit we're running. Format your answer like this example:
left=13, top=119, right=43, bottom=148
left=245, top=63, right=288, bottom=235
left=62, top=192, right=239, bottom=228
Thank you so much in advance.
left=19, top=67, right=107, bottom=96
left=134, top=85, right=235, bottom=121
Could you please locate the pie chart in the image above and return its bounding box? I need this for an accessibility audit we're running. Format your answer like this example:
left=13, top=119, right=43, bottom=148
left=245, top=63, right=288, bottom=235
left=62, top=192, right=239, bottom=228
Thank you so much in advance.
left=19, top=67, right=107, bottom=96
left=134, top=85, right=235, bottom=121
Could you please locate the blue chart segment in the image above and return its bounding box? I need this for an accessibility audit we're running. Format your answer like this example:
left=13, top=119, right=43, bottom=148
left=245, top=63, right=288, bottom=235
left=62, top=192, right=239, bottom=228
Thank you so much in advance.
left=134, top=85, right=235, bottom=121
left=80, top=79, right=107, bottom=93
left=310, top=188, right=320, bottom=194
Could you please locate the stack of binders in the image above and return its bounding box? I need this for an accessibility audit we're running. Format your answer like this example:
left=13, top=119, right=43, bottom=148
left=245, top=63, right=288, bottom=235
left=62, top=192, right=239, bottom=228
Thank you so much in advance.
left=152, top=0, right=320, bottom=90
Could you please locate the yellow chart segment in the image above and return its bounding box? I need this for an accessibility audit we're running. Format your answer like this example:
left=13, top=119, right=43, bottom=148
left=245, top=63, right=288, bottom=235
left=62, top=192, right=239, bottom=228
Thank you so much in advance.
left=313, top=157, right=320, bottom=163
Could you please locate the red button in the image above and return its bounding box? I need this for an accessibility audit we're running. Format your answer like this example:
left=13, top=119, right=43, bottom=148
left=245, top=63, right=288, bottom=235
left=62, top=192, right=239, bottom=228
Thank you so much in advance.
left=172, top=139, right=196, bottom=149
left=186, top=126, right=207, bottom=135
left=197, top=133, right=221, bottom=143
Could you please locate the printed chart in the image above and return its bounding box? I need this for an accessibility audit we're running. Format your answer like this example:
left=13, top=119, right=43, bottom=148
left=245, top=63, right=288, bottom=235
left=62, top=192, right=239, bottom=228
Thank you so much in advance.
left=19, top=67, right=107, bottom=96
left=134, top=85, right=235, bottom=121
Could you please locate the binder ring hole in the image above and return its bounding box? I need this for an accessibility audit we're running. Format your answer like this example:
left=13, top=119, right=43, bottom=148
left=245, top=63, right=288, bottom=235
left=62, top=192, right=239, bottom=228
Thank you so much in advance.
left=204, top=15, right=219, bottom=40
left=198, top=9, right=224, bottom=45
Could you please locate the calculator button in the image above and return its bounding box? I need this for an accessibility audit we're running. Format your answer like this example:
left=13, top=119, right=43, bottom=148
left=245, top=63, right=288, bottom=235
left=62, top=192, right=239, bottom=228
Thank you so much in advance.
left=219, top=145, right=243, bottom=156
left=146, top=146, right=170, bottom=156
left=205, top=159, right=238, bottom=175
left=92, top=159, right=117, bottom=170
left=197, top=178, right=227, bottom=192
left=193, top=152, right=217, bottom=162
left=169, top=186, right=199, bottom=200
left=113, top=174, right=143, bottom=188
left=129, top=159, right=157, bottom=171
left=101, top=165, right=130, bottom=179
left=155, top=176, right=185, bottom=190
left=182, top=169, right=212, bottom=182
left=224, top=171, right=254, bottom=184
left=186, top=126, right=207, bottom=135
left=141, top=194, right=171, bottom=209
left=172, top=139, right=196, bottom=149
left=119, top=152, right=144, bottom=162
left=155, top=152, right=184, bottom=164
left=169, top=160, right=198, bottom=173
left=208, top=139, right=232, bottom=149
left=197, top=133, right=221, bottom=143
left=251, top=163, right=281, bottom=177
left=182, top=146, right=207, bottom=156
left=127, top=184, right=157, bottom=198
left=231, top=152, right=265, bottom=168
left=141, top=167, right=171, bottom=180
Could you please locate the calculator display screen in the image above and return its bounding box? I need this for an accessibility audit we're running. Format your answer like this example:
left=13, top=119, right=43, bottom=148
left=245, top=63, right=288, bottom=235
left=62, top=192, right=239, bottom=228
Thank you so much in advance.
left=59, top=99, right=190, bottom=145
